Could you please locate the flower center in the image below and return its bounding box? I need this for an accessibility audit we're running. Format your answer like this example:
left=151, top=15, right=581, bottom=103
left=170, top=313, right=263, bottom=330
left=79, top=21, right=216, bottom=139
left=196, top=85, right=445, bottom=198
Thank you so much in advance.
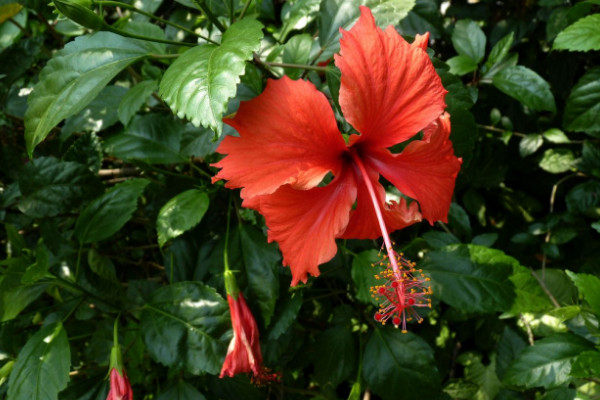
left=349, top=150, right=431, bottom=332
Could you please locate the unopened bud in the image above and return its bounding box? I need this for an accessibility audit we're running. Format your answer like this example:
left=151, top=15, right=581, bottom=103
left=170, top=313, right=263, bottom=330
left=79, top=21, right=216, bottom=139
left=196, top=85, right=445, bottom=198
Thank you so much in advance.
left=53, top=0, right=105, bottom=30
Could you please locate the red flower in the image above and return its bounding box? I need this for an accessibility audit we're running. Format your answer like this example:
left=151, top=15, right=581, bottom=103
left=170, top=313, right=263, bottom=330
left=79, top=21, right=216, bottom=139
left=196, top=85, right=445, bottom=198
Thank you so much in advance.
left=220, top=292, right=279, bottom=384
left=213, top=6, right=461, bottom=286
left=107, top=367, right=133, bottom=400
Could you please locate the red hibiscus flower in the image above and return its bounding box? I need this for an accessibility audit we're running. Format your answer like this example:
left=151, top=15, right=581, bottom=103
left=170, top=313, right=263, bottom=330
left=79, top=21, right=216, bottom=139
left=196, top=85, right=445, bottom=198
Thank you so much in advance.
left=107, top=367, right=133, bottom=400
left=213, top=6, right=462, bottom=288
left=220, top=271, right=279, bottom=384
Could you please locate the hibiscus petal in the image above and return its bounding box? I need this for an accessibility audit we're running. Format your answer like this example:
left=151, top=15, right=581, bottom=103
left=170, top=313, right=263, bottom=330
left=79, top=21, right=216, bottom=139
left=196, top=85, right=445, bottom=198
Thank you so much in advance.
left=340, top=165, right=421, bottom=239
left=212, top=76, right=346, bottom=199
left=364, top=113, right=462, bottom=224
left=256, top=170, right=357, bottom=286
left=335, top=6, right=446, bottom=149
left=412, top=32, right=430, bottom=51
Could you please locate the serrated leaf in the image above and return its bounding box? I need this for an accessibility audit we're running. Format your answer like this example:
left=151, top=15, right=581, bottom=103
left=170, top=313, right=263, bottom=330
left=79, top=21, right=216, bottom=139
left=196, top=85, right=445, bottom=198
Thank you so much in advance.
left=238, top=225, right=280, bottom=327
left=7, top=322, right=71, bottom=400
left=493, top=66, right=556, bottom=112
left=118, top=80, right=158, bottom=125
left=104, top=114, right=186, bottom=164
left=17, top=156, right=101, bottom=218
left=157, top=189, right=209, bottom=247
left=140, top=282, right=229, bottom=375
left=363, top=328, right=440, bottom=400
left=563, top=67, right=600, bottom=133
left=24, top=31, right=159, bottom=156
left=159, top=17, right=263, bottom=136
left=74, top=179, right=149, bottom=244
left=485, top=32, right=514, bottom=70
left=421, top=244, right=515, bottom=313
left=542, top=128, right=570, bottom=143
left=566, top=270, right=600, bottom=318
left=509, top=264, right=553, bottom=314
left=519, top=134, right=543, bottom=157
left=452, top=19, right=486, bottom=64
left=364, top=0, right=416, bottom=28
left=553, top=14, right=600, bottom=52
left=314, top=326, right=356, bottom=386
left=503, top=333, right=593, bottom=388
left=539, top=148, right=574, bottom=173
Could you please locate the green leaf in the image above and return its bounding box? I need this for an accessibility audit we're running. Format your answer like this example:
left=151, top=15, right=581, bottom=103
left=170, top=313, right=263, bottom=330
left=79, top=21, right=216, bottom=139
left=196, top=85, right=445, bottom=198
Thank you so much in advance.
left=314, top=326, right=356, bottom=386
left=423, top=231, right=461, bottom=249
left=318, top=0, right=360, bottom=58
left=566, top=181, right=600, bottom=215
left=74, top=178, right=149, bottom=244
left=157, top=189, right=209, bottom=247
left=452, top=19, right=486, bottom=64
left=503, top=333, right=593, bottom=388
left=485, top=32, right=514, bottom=70
left=553, top=14, right=600, bottom=52
left=351, top=250, right=381, bottom=306
left=458, top=353, right=501, bottom=400
left=570, top=350, right=600, bottom=379
left=538, top=148, right=574, bottom=174
left=542, top=128, right=570, bottom=144
left=277, top=0, right=321, bottom=41
left=17, top=156, right=101, bottom=218
left=87, top=248, right=117, bottom=282
left=421, top=244, right=515, bottom=313
left=268, top=292, right=303, bottom=340
left=535, top=269, right=578, bottom=306
left=21, top=240, right=51, bottom=284
left=7, top=322, right=71, bottom=400
left=104, top=114, right=186, bottom=164
left=493, top=66, right=556, bottom=112
left=0, top=259, right=49, bottom=322
left=519, top=134, right=543, bottom=157
left=238, top=225, right=280, bottom=327
left=282, top=33, right=312, bottom=79
left=509, top=264, right=553, bottom=314
left=566, top=270, right=600, bottom=317
left=157, top=381, right=206, bottom=400
left=364, top=0, right=416, bottom=28
left=159, top=17, right=263, bottom=136
left=24, top=31, right=159, bottom=156
left=496, top=327, right=527, bottom=379
left=563, top=67, right=600, bottom=133
left=447, top=55, right=478, bottom=76
left=60, top=85, right=127, bottom=138
left=539, top=387, right=576, bottom=400
left=580, top=141, right=600, bottom=178
left=118, top=80, right=158, bottom=125
left=140, top=282, right=229, bottom=375
left=63, top=132, right=103, bottom=173
left=363, top=328, right=440, bottom=400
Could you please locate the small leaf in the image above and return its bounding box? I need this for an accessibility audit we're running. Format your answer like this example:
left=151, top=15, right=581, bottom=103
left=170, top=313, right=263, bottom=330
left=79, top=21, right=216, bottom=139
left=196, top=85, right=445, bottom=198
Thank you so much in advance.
left=364, top=0, right=416, bottom=27
left=519, top=134, right=543, bottom=157
left=421, top=244, right=515, bottom=313
left=566, top=270, right=600, bottom=318
left=538, top=148, right=574, bottom=174
left=282, top=34, right=313, bottom=79
left=447, top=55, right=478, bottom=76
left=314, top=326, right=356, bottom=386
left=104, top=114, right=186, bottom=164
left=542, top=128, right=570, bottom=144
left=363, top=328, right=441, bottom=400
left=493, top=66, right=556, bottom=112
left=7, top=322, right=71, bottom=400
left=553, top=14, right=600, bottom=52
left=157, top=189, right=209, bottom=247
left=74, top=179, right=149, bottom=244
left=159, top=17, right=264, bottom=136
left=118, top=80, right=158, bottom=125
left=563, top=67, right=600, bottom=133
left=21, top=241, right=51, bottom=284
left=17, top=156, right=101, bottom=218
left=452, top=19, right=486, bottom=63
left=503, top=333, right=593, bottom=388
left=24, top=32, right=159, bottom=156
left=485, top=32, right=514, bottom=70
left=140, top=282, right=229, bottom=375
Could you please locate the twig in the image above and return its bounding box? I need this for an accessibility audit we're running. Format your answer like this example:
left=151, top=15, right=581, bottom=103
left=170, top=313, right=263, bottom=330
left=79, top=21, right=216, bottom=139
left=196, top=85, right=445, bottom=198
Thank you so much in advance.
left=519, top=314, right=535, bottom=345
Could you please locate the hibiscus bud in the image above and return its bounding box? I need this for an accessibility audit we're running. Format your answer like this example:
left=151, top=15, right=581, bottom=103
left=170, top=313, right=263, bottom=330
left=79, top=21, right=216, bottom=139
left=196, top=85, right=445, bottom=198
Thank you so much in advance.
left=107, top=367, right=133, bottom=400
left=53, top=0, right=105, bottom=30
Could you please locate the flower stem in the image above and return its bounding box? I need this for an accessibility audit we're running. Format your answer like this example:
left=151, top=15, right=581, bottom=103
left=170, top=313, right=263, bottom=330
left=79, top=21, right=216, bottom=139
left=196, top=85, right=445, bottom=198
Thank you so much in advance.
left=105, top=25, right=196, bottom=47
left=263, top=61, right=328, bottom=72
left=193, top=0, right=226, bottom=32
